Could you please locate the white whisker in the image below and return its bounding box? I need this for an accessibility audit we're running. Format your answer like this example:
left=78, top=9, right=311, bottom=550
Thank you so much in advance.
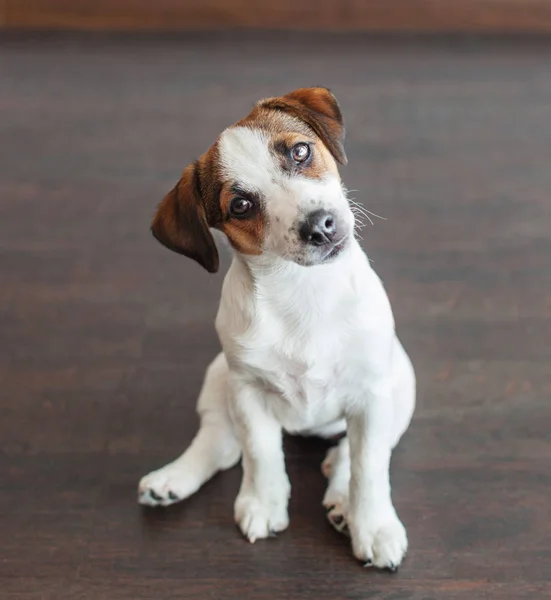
left=348, top=199, right=386, bottom=226
left=364, top=209, right=386, bottom=221
left=350, top=203, right=374, bottom=226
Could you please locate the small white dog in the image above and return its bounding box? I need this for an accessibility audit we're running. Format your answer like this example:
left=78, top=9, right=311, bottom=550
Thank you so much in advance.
left=139, top=87, right=416, bottom=570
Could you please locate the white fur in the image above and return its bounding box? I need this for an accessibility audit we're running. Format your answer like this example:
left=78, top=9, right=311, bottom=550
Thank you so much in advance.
left=219, top=127, right=276, bottom=193
left=139, top=126, right=416, bottom=570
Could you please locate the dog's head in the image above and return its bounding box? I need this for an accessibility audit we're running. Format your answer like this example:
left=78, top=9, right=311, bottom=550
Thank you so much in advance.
left=152, top=87, right=354, bottom=272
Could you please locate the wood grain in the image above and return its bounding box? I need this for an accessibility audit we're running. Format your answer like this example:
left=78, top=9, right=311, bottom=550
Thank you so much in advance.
left=5, top=0, right=551, bottom=32
left=1, top=32, right=551, bottom=599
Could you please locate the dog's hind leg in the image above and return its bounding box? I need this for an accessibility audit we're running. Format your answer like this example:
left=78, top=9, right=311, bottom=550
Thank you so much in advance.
left=138, top=352, right=241, bottom=507
left=321, top=437, right=351, bottom=535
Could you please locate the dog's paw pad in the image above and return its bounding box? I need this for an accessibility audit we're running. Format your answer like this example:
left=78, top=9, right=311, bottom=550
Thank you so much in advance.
left=326, top=504, right=350, bottom=537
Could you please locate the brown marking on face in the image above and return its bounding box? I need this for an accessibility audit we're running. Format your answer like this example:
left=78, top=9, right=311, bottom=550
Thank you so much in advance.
left=218, top=183, right=265, bottom=255
left=313, top=138, right=340, bottom=178
left=236, top=104, right=310, bottom=136
left=254, top=87, right=347, bottom=165
left=236, top=109, right=340, bottom=180
left=269, top=130, right=340, bottom=180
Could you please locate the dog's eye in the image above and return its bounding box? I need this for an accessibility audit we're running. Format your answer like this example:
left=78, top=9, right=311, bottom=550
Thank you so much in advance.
left=229, top=197, right=252, bottom=217
left=291, top=142, right=311, bottom=164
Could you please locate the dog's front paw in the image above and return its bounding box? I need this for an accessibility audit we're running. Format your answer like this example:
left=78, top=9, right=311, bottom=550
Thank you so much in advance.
left=350, top=512, right=408, bottom=571
left=234, top=491, right=289, bottom=543
left=138, top=463, right=199, bottom=507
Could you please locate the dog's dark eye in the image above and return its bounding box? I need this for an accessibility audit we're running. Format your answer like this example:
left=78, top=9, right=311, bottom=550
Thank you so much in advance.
left=229, top=197, right=252, bottom=217
left=291, top=142, right=311, bottom=164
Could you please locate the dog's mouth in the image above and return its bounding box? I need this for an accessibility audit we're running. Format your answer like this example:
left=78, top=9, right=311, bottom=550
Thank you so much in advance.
left=321, top=236, right=349, bottom=263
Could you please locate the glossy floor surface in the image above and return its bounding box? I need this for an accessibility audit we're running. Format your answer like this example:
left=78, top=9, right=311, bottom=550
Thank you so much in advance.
left=1, top=33, right=550, bottom=599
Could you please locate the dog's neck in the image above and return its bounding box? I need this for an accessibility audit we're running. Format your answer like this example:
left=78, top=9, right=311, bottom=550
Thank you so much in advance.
left=245, top=238, right=357, bottom=276
left=230, top=238, right=368, bottom=321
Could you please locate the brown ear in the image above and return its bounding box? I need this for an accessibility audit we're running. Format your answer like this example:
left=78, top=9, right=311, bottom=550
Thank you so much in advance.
left=151, top=162, right=219, bottom=273
left=260, top=87, right=347, bottom=165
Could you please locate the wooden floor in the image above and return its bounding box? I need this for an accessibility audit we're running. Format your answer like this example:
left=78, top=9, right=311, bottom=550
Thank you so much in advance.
left=1, top=33, right=550, bottom=599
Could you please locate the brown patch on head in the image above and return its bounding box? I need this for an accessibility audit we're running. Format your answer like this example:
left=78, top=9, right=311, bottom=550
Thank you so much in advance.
left=274, top=130, right=340, bottom=180
left=219, top=184, right=265, bottom=255
left=235, top=87, right=345, bottom=179
left=272, top=129, right=340, bottom=180
left=255, top=87, right=347, bottom=166
left=236, top=108, right=340, bottom=181
left=313, top=139, right=341, bottom=178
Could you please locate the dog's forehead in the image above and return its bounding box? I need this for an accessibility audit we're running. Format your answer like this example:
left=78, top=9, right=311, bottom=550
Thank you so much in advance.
left=216, top=108, right=314, bottom=190
left=218, top=126, right=274, bottom=191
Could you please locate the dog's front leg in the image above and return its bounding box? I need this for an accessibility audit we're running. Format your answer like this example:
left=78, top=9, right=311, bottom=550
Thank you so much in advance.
left=229, top=376, right=290, bottom=543
left=347, top=378, right=408, bottom=570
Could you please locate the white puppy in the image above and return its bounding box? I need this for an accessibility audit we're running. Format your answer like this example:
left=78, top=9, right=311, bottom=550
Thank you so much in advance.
left=139, top=88, right=416, bottom=570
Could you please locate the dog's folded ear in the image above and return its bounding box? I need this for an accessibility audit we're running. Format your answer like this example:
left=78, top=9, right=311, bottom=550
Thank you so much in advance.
left=260, top=87, right=347, bottom=165
left=151, top=162, right=220, bottom=273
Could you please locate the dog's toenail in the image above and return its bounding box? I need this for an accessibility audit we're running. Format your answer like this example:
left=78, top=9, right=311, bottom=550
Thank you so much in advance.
left=149, top=490, right=162, bottom=501
left=331, top=514, right=344, bottom=526
left=387, top=562, right=398, bottom=573
left=325, top=505, right=335, bottom=513
left=167, top=491, right=179, bottom=501
left=364, top=559, right=373, bottom=568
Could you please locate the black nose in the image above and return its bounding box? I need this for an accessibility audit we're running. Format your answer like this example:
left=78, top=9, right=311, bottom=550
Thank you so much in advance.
left=299, top=210, right=337, bottom=246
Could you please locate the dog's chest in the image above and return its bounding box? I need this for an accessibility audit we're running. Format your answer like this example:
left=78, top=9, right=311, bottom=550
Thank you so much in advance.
left=236, top=316, right=349, bottom=429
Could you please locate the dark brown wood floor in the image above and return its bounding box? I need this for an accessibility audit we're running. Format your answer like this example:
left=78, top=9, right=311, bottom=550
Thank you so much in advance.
left=1, top=33, right=550, bottom=599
